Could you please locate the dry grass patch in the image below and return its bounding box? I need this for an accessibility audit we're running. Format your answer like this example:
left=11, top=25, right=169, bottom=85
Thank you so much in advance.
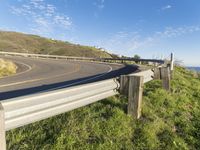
left=0, top=59, right=17, bottom=77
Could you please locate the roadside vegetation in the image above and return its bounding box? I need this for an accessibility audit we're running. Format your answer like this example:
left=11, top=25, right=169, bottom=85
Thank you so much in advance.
left=0, top=59, right=17, bottom=77
left=6, top=66, right=200, bottom=150
left=0, top=31, right=111, bottom=58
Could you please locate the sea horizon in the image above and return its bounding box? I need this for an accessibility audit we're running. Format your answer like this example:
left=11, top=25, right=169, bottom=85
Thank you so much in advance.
left=187, top=67, right=200, bottom=72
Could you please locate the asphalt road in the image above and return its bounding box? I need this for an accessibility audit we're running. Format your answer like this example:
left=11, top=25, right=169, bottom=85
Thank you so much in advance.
left=0, top=56, right=138, bottom=100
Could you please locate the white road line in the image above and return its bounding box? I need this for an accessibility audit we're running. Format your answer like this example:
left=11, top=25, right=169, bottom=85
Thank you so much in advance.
left=0, top=78, right=43, bottom=88
left=0, top=64, right=80, bottom=88
left=0, top=58, right=113, bottom=91
left=42, top=64, right=113, bottom=92
left=64, top=65, right=113, bottom=87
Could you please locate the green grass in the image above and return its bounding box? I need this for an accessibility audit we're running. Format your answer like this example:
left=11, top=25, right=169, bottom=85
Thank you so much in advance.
left=0, top=59, right=17, bottom=77
left=6, top=66, right=200, bottom=150
left=0, top=31, right=112, bottom=58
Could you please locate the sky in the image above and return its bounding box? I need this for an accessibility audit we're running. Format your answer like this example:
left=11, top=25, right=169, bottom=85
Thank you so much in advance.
left=0, top=0, right=200, bottom=66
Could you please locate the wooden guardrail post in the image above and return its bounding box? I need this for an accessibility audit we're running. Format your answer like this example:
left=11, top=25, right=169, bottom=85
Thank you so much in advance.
left=153, top=67, right=161, bottom=80
left=161, top=67, right=171, bottom=91
left=119, top=75, right=144, bottom=119
left=170, top=53, right=174, bottom=78
left=127, top=75, right=144, bottom=119
left=0, top=103, right=6, bottom=150
left=119, top=75, right=129, bottom=96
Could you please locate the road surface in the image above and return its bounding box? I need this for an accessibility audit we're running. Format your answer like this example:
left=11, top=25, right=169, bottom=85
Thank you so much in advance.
left=0, top=56, right=138, bottom=100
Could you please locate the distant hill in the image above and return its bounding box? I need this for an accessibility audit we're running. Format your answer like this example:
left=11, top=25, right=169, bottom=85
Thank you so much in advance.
left=187, top=67, right=200, bottom=72
left=0, top=31, right=112, bottom=58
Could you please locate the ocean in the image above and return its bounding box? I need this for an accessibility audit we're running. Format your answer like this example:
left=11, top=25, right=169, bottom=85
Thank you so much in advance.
left=187, top=67, right=200, bottom=72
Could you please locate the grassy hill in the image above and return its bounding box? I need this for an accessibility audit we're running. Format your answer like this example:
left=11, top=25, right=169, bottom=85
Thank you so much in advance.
left=6, top=66, right=200, bottom=149
left=0, top=31, right=111, bottom=58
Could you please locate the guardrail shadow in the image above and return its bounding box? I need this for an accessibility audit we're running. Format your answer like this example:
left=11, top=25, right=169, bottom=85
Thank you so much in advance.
left=0, top=65, right=138, bottom=100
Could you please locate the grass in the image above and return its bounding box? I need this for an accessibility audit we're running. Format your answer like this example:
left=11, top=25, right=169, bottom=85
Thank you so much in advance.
left=6, top=66, right=200, bottom=150
left=0, top=31, right=112, bottom=58
left=0, top=59, right=17, bottom=77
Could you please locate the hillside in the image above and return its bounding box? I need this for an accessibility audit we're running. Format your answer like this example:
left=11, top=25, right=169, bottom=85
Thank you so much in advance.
left=0, top=31, right=111, bottom=58
left=6, top=66, right=200, bottom=149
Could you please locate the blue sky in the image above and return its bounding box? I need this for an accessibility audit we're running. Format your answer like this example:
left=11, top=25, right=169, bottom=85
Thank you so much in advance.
left=0, top=0, right=200, bottom=66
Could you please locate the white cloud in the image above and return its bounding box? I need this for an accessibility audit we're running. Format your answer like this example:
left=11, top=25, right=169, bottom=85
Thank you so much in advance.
left=93, top=0, right=105, bottom=17
left=161, top=5, right=172, bottom=10
left=46, top=4, right=56, bottom=16
left=96, top=25, right=200, bottom=56
left=94, top=0, right=105, bottom=11
left=95, top=0, right=105, bottom=9
left=95, top=31, right=154, bottom=55
left=30, top=0, right=46, bottom=10
left=156, top=26, right=200, bottom=38
left=10, top=5, right=34, bottom=16
left=53, top=15, right=72, bottom=28
left=34, top=17, right=49, bottom=28
left=10, top=0, right=72, bottom=35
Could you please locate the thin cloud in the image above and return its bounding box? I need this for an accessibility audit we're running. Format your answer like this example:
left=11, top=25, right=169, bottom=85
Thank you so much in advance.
left=53, top=15, right=72, bottom=28
left=34, top=17, right=49, bottom=28
left=161, top=5, right=172, bottom=10
left=10, top=0, right=72, bottom=35
left=95, top=31, right=154, bottom=56
left=156, top=26, right=200, bottom=38
left=93, top=0, right=105, bottom=17
left=96, top=25, right=200, bottom=56
left=94, top=0, right=105, bottom=10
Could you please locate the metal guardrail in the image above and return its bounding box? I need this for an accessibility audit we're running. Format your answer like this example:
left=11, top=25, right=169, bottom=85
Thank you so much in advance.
left=0, top=69, right=156, bottom=149
left=0, top=51, right=166, bottom=64
left=0, top=51, right=96, bottom=61
left=0, top=78, right=119, bottom=149
left=0, top=51, right=174, bottom=149
left=103, top=58, right=165, bottom=64
left=2, top=79, right=119, bottom=131
left=130, top=69, right=154, bottom=83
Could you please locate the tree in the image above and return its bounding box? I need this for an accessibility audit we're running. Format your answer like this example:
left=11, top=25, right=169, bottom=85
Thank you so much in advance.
left=133, top=54, right=141, bottom=64
left=133, top=54, right=141, bottom=59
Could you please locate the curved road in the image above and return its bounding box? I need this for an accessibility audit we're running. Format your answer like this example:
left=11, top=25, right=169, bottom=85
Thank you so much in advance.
left=0, top=56, right=138, bottom=100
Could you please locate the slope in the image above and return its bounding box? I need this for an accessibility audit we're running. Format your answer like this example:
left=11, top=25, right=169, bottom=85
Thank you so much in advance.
left=0, top=31, right=111, bottom=58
